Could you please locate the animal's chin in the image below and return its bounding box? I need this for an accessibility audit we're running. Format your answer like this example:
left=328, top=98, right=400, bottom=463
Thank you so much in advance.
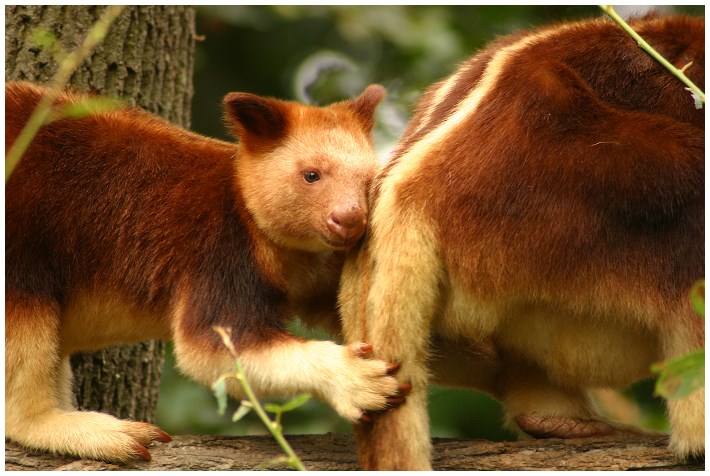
left=283, top=230, right=364, bottom=252
left=320, top=234, right=361, bottom=251
left=320, top=238, right=352, bottom=251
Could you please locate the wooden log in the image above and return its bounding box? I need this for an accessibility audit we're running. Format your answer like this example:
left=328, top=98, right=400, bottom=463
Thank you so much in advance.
left=5, top=434, right=703, bottom=471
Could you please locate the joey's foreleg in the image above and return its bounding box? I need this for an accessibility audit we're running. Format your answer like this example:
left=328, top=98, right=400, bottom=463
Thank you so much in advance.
left=172, top=327, right=405, bottom=423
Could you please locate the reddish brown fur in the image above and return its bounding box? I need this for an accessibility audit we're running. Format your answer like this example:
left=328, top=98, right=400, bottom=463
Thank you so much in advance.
left=401, top=15, right=703, bottom=313
left=5, top=81, right=402, bottom=462
left=340, top=15, right=704, bottom=469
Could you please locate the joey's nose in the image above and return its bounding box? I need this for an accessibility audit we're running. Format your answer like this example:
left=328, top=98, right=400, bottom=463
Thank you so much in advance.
left=327, top=204, right=367, bottom=243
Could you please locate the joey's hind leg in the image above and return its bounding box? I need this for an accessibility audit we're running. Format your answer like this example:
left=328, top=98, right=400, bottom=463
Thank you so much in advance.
left=57, top=357, right=77, bottom=411
left=5, top=296, right=170, bottom=462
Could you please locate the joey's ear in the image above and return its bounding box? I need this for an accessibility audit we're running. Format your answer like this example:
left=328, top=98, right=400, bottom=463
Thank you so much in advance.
left=342, top=84, right=386, bottom=132
left=223, top=92, right=289, bottom=149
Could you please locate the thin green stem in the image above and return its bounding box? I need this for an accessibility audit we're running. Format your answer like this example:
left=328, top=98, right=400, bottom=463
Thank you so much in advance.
left=233, top=358, right=307, bottom=471
left=5, top=5, right=126, bottom=182
left=599, top=5, right=704, bottom=107
left=213, top=326, right=307, bottom=471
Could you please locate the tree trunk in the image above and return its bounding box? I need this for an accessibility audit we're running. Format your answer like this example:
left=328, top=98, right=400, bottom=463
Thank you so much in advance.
left=5, top=434, right=704, bottom=471
left=4, top=5, right=196, bottom=423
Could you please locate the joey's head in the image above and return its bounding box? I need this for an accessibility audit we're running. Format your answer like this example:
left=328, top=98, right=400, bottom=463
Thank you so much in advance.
left=224, top=85, right=385, bottom=253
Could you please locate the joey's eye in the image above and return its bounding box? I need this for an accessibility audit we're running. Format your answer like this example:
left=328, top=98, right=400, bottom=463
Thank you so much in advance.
left=304, top=171, right=320, bottom=183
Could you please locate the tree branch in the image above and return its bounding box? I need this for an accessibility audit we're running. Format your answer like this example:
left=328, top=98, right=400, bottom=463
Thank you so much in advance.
left=5, top=434, right=703, bottom=471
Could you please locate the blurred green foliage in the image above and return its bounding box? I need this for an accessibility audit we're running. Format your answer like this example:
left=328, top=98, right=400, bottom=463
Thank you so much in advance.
left=156, top=5, right=703, bottom=440
left=652, top=281, right=705, bottom=400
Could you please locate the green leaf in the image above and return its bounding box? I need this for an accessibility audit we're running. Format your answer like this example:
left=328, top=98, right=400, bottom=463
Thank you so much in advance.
left=31, top=28, right=57, bottom=49
left=690, top=280, right=705, bottom=318
left=61, top=97, right=124, bottom=118
left=45, top=97, right=126, bottom=124
left=263, top=402, right=282, bottom=414
left=29, top=27, right=65, bottom=61
left=262, top=394, right=312, bottom=415
left=651, top=349, right=705, bottom=399
left=212, top=378, right=228, bottom=416
left=232, top=401, right=253, bottom=422
left=279, top=394, right=312, bottom=413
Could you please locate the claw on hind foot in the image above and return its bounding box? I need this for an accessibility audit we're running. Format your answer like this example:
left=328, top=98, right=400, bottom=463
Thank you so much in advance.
left=154, top=428, right=172, bottom=443
left=131, top=443, right=152, bottom=461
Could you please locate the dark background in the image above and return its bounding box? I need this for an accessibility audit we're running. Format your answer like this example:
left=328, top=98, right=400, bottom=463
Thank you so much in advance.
left=155, top=5, right=704, bottom=440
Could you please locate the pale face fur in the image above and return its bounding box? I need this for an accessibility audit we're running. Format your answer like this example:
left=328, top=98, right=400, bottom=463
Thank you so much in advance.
left=238, top=114, right=376, bottom=252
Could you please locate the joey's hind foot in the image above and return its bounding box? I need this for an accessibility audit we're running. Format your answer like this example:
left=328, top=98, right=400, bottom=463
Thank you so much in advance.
left=7, top=411, right=171, bottom=463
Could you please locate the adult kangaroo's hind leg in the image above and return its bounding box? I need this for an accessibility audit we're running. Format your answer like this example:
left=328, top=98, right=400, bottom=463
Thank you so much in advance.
left=496, top=359, right=623, bottom=440
left=348, top=211, right=443, bottom=470
left=5, top=294, right=170, bottom=462
left=660, top=305, right=705, bottom=461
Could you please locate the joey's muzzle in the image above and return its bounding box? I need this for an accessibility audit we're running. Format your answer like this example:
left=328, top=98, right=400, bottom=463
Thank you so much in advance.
left=327, top=204, right=367, bottom=245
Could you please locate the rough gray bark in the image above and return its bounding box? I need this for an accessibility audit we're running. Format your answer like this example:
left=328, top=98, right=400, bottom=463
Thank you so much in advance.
left=4, top=5, right=196, bottom=422
left=5, top=434, right=704, bottom=471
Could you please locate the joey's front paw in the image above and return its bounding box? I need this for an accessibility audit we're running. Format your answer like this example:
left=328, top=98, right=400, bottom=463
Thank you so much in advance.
left=324, top=342, right=411, bottom=423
